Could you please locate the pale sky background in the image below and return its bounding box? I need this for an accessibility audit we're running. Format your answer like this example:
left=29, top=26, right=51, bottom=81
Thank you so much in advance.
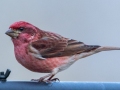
left=1, top=0, right=120, bottom=82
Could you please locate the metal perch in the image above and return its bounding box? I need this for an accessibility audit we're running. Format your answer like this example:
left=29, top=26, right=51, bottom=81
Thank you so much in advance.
left=0, top=69, right=120, bottom=90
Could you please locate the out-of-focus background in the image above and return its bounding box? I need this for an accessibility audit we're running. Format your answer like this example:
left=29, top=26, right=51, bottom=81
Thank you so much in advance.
left=1, top=0, right=120, bottom=81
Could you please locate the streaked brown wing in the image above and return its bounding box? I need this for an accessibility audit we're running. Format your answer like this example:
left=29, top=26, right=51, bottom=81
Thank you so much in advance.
left=29, top=36, right=100, bottom=58
left=29, top=36, right=68, bottom=57
left=62, top=39, right=100, bottom=56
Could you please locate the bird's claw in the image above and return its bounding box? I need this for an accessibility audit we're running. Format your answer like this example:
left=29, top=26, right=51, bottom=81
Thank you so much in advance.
left=31, top=77, right=45, bottom=82
left=31, top=79, right=40, bottom=82
left=44, top=78, right=60, bottom=83
left=31, top=78, right=60, bottom=83
left=49, top=78, right=60, bottom=82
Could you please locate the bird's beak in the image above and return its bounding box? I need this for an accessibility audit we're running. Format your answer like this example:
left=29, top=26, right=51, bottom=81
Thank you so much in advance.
left=5, top=29, right=19, bottom=38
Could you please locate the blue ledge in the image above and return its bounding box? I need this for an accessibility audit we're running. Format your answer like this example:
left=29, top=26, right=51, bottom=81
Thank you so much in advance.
left=0, top=81, right=120, bottom=90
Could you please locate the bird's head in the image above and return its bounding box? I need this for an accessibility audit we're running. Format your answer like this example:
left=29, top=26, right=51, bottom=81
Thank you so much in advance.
left=5, top=21, right=39, bottom=42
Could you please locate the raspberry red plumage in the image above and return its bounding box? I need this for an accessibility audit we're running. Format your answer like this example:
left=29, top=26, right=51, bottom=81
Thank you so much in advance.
left=6, top=21, right=120, bottom=82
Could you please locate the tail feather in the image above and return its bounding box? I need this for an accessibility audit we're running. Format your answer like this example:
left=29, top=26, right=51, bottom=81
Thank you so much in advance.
left=95, top=46, right=120, bottom=52
left=83, top=45, right=100, bottom=52
left=76, top=46, right=120, bottom=59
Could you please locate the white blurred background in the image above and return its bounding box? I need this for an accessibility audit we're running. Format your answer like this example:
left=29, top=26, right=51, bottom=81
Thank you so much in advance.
left=1, top=0, right=120, bottom=82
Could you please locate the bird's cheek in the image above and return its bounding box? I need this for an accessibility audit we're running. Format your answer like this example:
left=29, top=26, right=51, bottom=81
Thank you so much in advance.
left=19, top=34, right=34, bottom=42
left=28, top=35, right=34, bottom=41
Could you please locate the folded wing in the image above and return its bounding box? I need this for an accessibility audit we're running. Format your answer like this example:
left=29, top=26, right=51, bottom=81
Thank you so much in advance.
left=28, top=36, right=100, bottom=58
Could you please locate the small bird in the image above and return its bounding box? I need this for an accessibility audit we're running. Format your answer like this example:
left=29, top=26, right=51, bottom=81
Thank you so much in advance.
left=5, top=21, right=120, bottom=82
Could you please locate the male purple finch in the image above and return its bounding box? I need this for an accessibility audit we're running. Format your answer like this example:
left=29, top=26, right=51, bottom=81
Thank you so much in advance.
left=5, top=21, right=120, bottom=82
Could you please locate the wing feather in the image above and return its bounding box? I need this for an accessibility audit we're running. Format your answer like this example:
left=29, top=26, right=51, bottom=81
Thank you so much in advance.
left=28, top=35, right=100, bottom=59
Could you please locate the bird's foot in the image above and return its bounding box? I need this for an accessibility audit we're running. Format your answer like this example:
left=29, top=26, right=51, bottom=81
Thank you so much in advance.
left=49, top=78, right=60, bottom=82
left=43, top=78, right=60, bottom=83
left=31, top=78, right=60, bottom=83
left=31, top=79, right=40, bottom=82
left=31, top=77, right=45, bottom=82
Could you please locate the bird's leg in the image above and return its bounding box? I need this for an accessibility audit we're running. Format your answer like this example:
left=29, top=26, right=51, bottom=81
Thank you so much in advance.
left=47, top=74, right=60, bottom=82
left=39, top=73, right=52, bottom=82
left=31, top=73, right=52, bottom=82
left=31, top=68, right=59, bottom=82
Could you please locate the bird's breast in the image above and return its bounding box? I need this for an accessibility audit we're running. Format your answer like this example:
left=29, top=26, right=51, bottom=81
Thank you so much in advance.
left=14, top=44, right=73, bottom=73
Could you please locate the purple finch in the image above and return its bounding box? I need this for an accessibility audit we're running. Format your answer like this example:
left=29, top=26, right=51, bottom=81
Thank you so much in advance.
left=5, top=21, right=120, bottom=82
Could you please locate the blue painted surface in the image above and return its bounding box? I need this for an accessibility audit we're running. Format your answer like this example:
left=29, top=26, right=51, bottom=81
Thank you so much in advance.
left=0, top=81, right=120, bottom=90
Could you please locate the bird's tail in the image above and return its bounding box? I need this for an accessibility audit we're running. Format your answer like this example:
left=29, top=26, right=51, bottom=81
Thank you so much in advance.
left=95, top=46, right=120, bottom=52
left=76, top=46, right=120, bottom=59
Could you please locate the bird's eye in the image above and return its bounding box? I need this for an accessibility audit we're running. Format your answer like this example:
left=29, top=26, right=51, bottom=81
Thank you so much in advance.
left=19, top=27, right=24, bottom=31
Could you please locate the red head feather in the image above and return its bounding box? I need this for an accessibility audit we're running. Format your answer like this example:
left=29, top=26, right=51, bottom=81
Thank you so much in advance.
left=9, top=21, right=33, bottom=30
